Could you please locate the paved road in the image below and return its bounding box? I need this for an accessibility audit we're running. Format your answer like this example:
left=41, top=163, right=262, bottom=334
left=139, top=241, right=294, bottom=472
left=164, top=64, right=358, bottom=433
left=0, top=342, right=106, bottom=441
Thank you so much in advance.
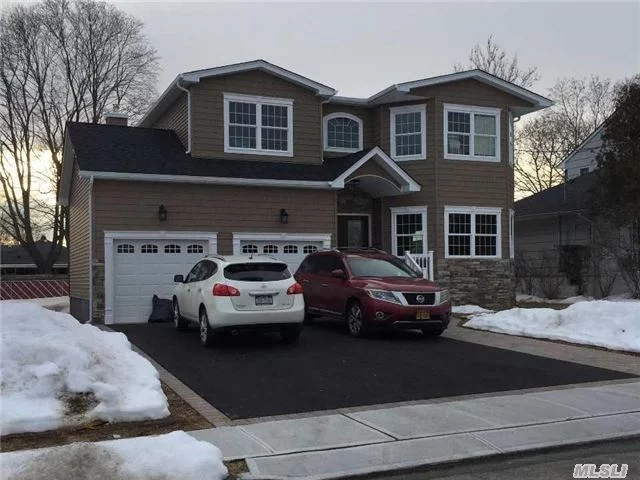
left=112, top=320, right=632, bottom=420
left=362, top=438, right=640, bottom=480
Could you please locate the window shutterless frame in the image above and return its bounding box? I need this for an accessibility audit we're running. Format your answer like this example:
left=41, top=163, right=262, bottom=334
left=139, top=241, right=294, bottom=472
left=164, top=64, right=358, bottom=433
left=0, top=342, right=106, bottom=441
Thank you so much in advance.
left=323, top=112, right=363, bottom=152
left=443, top=103, right=501, bottom=162
left=390, top=104, right=427, bottom=161
left=390, top=206, right=428, bottom=257
left=223, top=92, right=294, bottom=157
left=444, top=206, right=502, bottom=259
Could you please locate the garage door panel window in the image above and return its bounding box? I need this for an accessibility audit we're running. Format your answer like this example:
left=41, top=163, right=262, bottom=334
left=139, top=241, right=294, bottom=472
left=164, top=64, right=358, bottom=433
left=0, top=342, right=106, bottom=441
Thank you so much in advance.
left=164, top=244, right=181, bottom=254
left=283, top=245, right=298, bottom=254
left=242, top=244, right=258, bottom=254
left=187, top=244, right=204, bottom=254
left=116, top=244, right=134, bottom=254
left=303, top=245, right=318, bottom=254
left=445, top=207, right=501, bottom=258
left=141, top=244, right=158, bottom=254
left=263, top=245, right=278, bottom=254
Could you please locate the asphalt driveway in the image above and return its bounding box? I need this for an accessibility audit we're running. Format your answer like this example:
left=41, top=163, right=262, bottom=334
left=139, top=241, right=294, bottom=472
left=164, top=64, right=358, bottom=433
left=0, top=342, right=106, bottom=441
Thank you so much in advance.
left=111, top=321, right=634, bottom=420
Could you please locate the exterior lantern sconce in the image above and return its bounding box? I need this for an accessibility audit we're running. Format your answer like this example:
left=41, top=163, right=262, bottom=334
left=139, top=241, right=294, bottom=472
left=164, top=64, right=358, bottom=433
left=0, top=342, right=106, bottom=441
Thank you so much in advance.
left=158, top=204, right=168, bottom=222
left=280, top=209, right=289, bottom=224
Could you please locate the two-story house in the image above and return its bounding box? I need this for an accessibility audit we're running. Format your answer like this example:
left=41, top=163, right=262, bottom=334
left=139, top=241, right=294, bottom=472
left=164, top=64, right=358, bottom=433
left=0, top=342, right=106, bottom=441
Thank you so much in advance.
left=59, top=60, right=551, bottom=323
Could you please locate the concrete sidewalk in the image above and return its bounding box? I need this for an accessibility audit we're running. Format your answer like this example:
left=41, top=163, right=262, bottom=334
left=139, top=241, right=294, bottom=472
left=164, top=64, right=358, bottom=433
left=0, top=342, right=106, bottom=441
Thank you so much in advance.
left=189, top=380, right=640, bottom=480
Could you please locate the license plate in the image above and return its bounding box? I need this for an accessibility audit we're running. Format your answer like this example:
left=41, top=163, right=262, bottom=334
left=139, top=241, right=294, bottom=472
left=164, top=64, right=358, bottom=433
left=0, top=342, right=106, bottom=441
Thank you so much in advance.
left=255, top=295, right=273, bottom=306
left=416, top=311, right=430, bottom=320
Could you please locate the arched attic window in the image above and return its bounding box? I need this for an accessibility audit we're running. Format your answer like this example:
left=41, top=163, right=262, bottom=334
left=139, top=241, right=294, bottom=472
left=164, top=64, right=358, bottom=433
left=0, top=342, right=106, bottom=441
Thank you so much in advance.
left=324, top=113, right=363, bottom=152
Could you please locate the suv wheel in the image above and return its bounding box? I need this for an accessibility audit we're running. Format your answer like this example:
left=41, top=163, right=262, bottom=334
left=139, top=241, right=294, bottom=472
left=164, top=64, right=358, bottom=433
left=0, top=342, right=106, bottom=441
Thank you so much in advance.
left=173, top=299, right=188, bottom=331
left=346, top=300, right=367, bottom=338
left=199, top=307, right=215, bottom=347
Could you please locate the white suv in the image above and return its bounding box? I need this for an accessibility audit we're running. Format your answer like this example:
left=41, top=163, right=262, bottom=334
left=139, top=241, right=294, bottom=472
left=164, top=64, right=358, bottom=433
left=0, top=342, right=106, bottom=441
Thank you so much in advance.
left=172, top=255, right=305, bottom=346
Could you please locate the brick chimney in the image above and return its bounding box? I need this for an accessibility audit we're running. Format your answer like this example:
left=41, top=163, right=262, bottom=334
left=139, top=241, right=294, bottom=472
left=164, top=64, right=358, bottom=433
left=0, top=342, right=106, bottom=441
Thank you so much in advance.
left=103, top=104, right=128, bottom=126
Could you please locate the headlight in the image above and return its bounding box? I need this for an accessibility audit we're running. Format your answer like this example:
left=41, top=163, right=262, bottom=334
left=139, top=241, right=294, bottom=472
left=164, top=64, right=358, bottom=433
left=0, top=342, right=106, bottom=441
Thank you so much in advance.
left=437, top=290, right=450, bottom=304
left=365, top=289, right=402, bottom=305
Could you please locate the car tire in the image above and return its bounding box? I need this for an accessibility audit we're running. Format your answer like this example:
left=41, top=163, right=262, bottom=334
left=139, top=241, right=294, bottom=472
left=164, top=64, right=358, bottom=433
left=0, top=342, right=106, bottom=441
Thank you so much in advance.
left=173, top=299, right=188, bottom=331
left=281, top=325, right=302, bottom=344
left=199, top=307, right=215, bottom=347
left=422, top=328, right=444, bottom=338
left=303, top=305, right=317, bottom=324
left=346, top=300, right=367, bottom=338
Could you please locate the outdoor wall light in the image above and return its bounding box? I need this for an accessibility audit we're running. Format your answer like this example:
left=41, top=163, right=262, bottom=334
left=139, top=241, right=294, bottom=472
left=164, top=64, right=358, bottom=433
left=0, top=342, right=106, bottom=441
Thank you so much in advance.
left=158, top=204, right=168, bottom=221
left=280, top=208, right=289, bottom=224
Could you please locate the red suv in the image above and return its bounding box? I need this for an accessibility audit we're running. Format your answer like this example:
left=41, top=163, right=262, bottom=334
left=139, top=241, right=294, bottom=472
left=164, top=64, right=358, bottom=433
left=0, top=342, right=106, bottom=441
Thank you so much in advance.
left=294, top=248, right=451, bottom=338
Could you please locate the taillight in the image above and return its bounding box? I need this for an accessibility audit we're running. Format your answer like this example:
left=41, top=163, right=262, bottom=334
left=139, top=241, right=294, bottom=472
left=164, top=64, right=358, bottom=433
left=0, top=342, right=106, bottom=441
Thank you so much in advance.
left=212, top=283, right=240, bottom=296
left=286, top=282, right=304, bottom=295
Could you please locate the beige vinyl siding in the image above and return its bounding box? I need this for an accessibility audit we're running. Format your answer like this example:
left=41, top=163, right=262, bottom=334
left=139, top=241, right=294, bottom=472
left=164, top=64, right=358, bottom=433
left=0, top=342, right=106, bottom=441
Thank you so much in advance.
left=92, top=181, right=337, bottom=258
left=190, top=70, right=322, bottom=164
left=152, top=92, right=188, bottom=148
left=322, top=104, right=375, bottom=152
left=69, top=162, right=91, bottom=300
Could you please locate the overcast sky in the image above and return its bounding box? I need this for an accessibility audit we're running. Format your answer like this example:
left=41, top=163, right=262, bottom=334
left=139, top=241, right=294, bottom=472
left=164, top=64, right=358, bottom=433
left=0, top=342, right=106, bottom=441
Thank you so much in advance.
left=106, top=1, right=640, bottom=98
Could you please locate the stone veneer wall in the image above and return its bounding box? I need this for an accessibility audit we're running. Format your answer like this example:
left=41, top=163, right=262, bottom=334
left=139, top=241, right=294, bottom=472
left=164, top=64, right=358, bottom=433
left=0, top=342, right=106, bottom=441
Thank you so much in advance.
left=436, top=259, right=515, bottom=310
left=92, top=263, right=105, bottom=323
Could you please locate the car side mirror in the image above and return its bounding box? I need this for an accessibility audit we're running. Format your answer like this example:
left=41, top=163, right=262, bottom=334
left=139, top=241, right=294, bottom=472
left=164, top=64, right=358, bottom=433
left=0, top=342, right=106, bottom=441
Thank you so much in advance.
left=173, top=274, right=184, bottom=283
left=331, top=269, right=346, bottom=279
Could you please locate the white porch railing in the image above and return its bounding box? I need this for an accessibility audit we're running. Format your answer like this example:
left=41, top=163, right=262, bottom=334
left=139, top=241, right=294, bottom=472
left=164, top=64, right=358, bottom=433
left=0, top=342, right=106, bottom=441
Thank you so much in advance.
left=405, top=250, right=434, bottom=280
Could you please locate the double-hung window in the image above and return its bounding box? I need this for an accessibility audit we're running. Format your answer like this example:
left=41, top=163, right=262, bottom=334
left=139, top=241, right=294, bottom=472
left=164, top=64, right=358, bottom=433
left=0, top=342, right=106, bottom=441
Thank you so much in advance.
left=390, top=207, right=427, bottom=256
left=444, top=104, right=501, bottom=162
left=390, top=104, right=426, bottom=161
left=224, top=93, right=293, bottom=156
left=445, top=206, right=502, bottom=258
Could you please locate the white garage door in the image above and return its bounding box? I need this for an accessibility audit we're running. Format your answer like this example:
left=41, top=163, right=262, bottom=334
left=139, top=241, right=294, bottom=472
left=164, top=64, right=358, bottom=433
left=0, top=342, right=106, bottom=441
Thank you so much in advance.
left=113, top=239, right=209, bottom=324
left=238, top=240, right=324, bottom=274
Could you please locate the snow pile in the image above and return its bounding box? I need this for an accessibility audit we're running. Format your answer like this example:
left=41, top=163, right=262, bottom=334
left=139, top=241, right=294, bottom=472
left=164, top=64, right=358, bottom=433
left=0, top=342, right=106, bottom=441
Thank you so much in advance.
left=5, top=296, right=70, bottom=313
left=466, top=300, right=640, bottom=353
left=452, top=305, right=494, bottom=315
left=1, top=302, right=168, bottom=435
left=1, top=431, right=227, bottom=480
left=516, top=294, right=592, bottom=304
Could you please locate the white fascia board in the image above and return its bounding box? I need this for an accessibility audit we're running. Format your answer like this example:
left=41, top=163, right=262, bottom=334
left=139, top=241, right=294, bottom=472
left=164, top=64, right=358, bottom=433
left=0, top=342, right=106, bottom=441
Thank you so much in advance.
left=181, top=60, right=336, bottom=97
left=232, top=232, right=331, bottom=242
left=104, top=231, right=218, bottom=240
left=78, top=170, right=335, bottom=190
left=330, top=147, right=421, bottom=192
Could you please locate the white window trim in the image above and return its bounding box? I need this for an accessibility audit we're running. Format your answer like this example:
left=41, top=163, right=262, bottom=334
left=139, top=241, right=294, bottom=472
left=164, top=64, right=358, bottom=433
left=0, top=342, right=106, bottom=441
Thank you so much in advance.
left=444, top=103, right=501, bottom=162
left=509, top=208, right=515, bottom=259
left=444, top=206, right=502, bottom=259
left=323, top=112, right=363, bottom=153
left=390, top=206, right=428, bottom=257
left=104, top=231, right=218, bottom=325
left=232, top=232, right=332, bottom=254
left=223, top=92, right=294, bottom=157
left=390, top=104, right=427, bottom=162
left=508, top=111, right=514, bottom=166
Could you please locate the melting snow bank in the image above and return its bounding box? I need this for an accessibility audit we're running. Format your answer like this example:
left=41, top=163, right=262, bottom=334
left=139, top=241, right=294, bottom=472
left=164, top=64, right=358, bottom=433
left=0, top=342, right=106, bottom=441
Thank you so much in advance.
left=465, top=300, right=640, bottom=353
left=1, top=302, right=168, bottom=435
left=1, top=431, right=227, bottom=480
left=452, top=305, right=494, bottom=315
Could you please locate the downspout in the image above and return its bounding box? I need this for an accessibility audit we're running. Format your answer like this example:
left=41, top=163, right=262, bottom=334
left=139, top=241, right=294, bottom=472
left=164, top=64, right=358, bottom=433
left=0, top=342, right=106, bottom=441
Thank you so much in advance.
left=175, top=75, right=192, bottom=154
left=88, top=175, right=94, bottom=324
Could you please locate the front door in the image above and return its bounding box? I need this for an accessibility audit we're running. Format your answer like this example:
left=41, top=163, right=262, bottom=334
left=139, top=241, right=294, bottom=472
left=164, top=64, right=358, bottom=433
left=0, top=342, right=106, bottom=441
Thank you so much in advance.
left=337, top=215, right=370, bottom=248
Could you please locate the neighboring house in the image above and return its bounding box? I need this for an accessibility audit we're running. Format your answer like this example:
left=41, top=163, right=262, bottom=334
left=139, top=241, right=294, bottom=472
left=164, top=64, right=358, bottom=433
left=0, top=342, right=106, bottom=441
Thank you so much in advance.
left=0, top=242, right=68, bottom=276
left=563, top=123, right=605, bottom=180
left=58, top=60, right=551, bottom=323
left=515, top=122, right=634, bottom=298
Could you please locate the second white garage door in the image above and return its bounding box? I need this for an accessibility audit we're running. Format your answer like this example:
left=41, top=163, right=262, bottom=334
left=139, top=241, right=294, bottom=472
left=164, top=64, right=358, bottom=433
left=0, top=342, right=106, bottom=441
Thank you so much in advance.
left=113, top=239, right=210, bottom=324
left=237, top=238, right=327, bottom=274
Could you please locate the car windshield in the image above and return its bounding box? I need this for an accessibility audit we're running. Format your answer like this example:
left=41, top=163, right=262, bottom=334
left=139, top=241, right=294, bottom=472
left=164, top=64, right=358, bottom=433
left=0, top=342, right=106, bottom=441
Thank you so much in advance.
left=346, top=256, right=419, bottom=278
left=224, top=262, right=291, bottom=282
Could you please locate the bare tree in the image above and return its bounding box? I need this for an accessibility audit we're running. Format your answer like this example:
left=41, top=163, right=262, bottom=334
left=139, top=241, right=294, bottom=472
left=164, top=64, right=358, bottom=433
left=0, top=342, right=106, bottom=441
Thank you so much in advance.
left=0, top=0, right=158, bottom=272
left=514, top=76, right=616, bottom=196
left=454, top=35, right=540, bottom=88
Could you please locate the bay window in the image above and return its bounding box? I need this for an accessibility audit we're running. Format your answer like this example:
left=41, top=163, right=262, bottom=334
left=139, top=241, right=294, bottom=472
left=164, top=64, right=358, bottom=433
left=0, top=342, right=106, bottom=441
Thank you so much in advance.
left=445, top=206, right=502, bottom=258
left=224, top=93, right=293, bottom=156
left=444, top=104, right=501, bottom=162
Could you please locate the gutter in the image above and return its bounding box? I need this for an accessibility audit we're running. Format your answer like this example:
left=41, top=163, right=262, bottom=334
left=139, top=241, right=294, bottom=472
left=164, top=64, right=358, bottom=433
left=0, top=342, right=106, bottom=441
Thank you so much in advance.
left=175, top=75, right=192, bottom=154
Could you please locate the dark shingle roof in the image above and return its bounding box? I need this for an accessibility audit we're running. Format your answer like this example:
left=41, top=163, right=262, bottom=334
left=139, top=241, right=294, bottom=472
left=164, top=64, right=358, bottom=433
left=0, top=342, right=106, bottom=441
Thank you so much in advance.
left=66, top=123, right=372, bottom=181
left=514, top=172, right=598, bottom=217
left=1, top=242, right=68, bottom=266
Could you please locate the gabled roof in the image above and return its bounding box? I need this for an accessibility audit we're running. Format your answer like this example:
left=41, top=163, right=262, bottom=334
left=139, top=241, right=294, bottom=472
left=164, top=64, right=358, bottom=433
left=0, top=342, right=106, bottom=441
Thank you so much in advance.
left=561, top=121, right=606, bottom=170
left=330, top=69, right=553, bottom=113
left=514, top=172, right=598, bottom=218
left=139, top=59, right=336, bottom=127
left=59, top=123, right=420, bottom=204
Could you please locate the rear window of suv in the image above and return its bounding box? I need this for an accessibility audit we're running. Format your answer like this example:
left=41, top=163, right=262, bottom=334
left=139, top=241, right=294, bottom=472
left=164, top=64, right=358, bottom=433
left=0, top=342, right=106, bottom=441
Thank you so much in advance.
left=224, top=262, right=291, bottom=282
